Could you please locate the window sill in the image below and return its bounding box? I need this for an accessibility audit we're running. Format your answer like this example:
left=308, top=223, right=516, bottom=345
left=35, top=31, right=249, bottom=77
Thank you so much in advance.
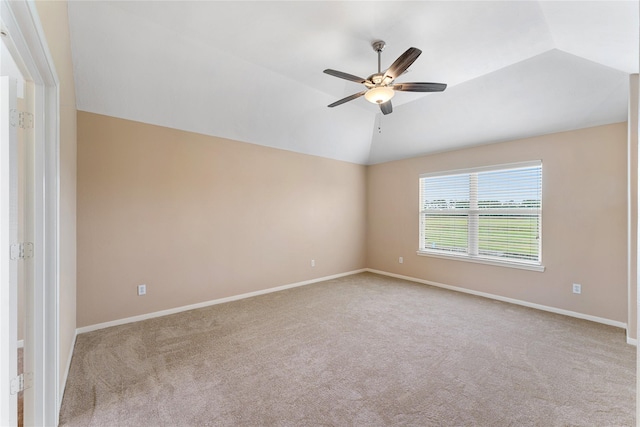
left=416, top=250, right=545, bottom=272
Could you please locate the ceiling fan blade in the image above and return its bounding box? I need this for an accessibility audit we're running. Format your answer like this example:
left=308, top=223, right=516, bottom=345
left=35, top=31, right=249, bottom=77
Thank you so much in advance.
left=323, top=69, right=367, bottom=84
left=328, top=90, right=367, bottom=108
left=380, top=100, right=393, bottom=115
left=383, top=47, right=422, bottom=81
left=392, top=82, right=447, bottom=92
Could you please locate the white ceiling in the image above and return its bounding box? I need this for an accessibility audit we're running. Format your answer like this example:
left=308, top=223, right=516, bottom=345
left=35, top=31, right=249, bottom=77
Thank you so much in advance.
left=67, top=1, right=639, bottom=165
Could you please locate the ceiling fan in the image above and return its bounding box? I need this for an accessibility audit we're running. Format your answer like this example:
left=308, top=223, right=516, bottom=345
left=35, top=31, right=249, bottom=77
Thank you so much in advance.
left=324, top=40, right=446, bottom=115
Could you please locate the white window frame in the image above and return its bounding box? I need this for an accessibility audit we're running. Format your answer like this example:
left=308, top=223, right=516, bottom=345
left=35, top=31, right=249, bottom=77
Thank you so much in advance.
left=417, top=161, right=544, bottom=272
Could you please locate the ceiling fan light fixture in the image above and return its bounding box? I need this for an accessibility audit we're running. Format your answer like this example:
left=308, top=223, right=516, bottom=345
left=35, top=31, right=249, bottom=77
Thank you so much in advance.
left=364, top=86, right=395, bottom=104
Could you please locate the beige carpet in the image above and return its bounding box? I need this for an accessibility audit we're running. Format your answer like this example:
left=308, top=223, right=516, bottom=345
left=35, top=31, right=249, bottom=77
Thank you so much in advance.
left=59, top=273, right=635, bottom=426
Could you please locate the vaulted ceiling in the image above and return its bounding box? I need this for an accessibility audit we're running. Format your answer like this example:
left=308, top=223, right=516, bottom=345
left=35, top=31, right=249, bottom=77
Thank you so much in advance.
left=67, top=1, right=639, bottom=165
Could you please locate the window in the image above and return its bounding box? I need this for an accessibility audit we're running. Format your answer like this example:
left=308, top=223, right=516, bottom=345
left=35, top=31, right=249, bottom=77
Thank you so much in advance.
left=418, top=161, right=543, bottom=271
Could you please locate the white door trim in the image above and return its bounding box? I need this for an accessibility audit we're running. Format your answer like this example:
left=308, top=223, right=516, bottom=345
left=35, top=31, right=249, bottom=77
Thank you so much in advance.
left=1, top=1, right=59, bottom=425
left=0, top=75, right=19, bottom=427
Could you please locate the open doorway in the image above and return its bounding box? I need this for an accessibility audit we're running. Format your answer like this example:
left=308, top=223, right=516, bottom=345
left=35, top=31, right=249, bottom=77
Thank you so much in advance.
left=1, top=1, right=60, bottom=425
left=1, top=27, right=35, bottom=427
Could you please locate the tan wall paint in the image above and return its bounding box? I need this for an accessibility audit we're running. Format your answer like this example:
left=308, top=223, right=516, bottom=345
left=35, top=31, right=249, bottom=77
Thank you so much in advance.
left=629, top=74, right=638, bottom=340
left=77, top=112, right=367, bottom=327
left=367, top=123, right=628, bottom=323
left=34, top=0, right=77, bottom=395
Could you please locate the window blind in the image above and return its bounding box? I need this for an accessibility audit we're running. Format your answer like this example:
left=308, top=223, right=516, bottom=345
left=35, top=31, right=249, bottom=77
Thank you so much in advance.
left=419, top=161, right=542, bottom=265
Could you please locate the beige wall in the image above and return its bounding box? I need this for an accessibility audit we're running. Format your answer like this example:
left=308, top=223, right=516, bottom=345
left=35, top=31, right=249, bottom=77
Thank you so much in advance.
left=629, top=74, right=638, bottom=340
left=78, top=116, right=630, bottom=329
left=34, top=0, right=77, bottom=394
left=367, top=123, right=629, bottom=324
left=77, top=112, right=367, bottom=327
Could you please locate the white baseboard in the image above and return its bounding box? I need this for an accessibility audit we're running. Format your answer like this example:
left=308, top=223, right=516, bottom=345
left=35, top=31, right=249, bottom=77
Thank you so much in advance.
left=367, top=269, right=629, bottom=331
left=76, top=268, right=632, bottom=345
left=77, top=269, right=367, bottom=334
left=59, top=330, right=78, bottom=413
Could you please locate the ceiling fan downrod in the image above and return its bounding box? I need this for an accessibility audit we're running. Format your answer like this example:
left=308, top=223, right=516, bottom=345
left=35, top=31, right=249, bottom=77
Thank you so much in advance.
left=372, top=40, right=386, bottom=74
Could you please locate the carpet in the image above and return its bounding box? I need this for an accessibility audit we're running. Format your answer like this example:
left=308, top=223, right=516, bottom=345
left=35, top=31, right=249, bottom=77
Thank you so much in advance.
left=59, top=272, right=635, bottom=426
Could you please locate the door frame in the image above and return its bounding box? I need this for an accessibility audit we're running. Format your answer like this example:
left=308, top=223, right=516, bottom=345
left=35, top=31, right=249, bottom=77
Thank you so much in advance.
left=1, top=1, right=59, bottom=425
left=1, top=75, right=19, bottom=427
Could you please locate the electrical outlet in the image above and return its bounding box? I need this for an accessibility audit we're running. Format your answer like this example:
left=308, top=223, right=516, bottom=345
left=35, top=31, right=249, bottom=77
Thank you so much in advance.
left=137, top=284, right=146, bottom=296
left=399, top=256, right=404, bottom=264
left=572, top=283, right=581, bottom=294
left=311, top=259, right=315, bottom=267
